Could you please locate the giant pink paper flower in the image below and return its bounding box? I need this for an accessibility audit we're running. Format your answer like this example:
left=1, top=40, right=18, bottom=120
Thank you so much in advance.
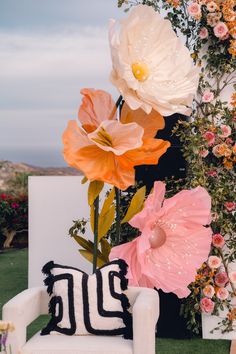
left=110, top=181, right=212, bottom=298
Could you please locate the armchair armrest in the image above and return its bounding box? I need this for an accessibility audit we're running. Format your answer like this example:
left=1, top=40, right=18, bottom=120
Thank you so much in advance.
left=2, top=287, right=49, bottom=353
left=132, top=288, right=159, bottom=354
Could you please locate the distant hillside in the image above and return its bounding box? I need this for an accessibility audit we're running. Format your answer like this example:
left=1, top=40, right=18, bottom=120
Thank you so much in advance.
left=0, top=160, right=81, bottom=192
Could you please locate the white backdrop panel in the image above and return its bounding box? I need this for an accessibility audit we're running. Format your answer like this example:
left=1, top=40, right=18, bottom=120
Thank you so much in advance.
left=28, top=176, right=93, bottom=287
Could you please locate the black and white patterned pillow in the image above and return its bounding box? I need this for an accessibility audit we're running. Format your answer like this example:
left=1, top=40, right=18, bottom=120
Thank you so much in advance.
left=41, top=259, right=132, bottom=339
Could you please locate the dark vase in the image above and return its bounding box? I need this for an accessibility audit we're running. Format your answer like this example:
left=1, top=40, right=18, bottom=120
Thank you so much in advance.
left=135, top=113, right=192, bottom=339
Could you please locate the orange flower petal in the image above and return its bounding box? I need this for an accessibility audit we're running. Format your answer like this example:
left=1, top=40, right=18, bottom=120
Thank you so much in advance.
left=73, top=145, right=135, bottom=190
left=78, top=88, right=117, bottom=132
left=120, top=102, right=165, bottom=139
left=123, top=138, right=171, bottom=166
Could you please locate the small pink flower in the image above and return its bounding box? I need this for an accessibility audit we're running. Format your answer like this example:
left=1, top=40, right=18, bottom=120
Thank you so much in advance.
left=208, top=255, right=221, bottom=269
left=203, top=285, right=215, bottom=298
left=225, top=138, right=233, bottom=145
left=229, top=271, right=236, bottom=283
left=11, top=202, right=19, bottom=209
left=215, top=272, right=228, bottom=287
left=200, top=297, right=215, bottom=313
left=203, top=131, right=215, bottom=146
left=188, top=2, right=202, bottom=18
left=200, top=149, right=209, bottom=157
left=199, top=27, right=209, bottom=39
left=207, top=1, right=219, bottom=12
left=216, top=287, right=229, bottom=300
left=219, top=125, right=232, bottom=138
left=207, top=170, right=217, bottom=177
left=224, top=202, right=236, bottom=212
left=202, top=90, right=214, bottom=103
left=212, top=233, right=225, bottom=248
left=214, top=22, right=229, bottom=39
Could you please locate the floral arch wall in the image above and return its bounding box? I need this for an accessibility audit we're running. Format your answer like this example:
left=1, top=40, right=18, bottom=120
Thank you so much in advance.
left=118, top=0, right=236, bottom=337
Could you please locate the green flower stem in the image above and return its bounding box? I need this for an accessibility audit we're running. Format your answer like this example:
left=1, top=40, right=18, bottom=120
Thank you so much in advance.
left=93, top=196, right=99, bottom=273
left=115, top=187, right=121, bottom=246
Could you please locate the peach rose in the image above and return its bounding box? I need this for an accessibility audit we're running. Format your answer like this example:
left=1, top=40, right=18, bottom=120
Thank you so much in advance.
left=208, top=255, right=221, bottom=269
left=212, top=233, right=225, bottom=248
left=214, top=22, right=229, bottom=38
left=203, top=284, right=215, bottom=298
left=200, top=297, right=215, bottom=313
left=216, top=287, right=229, bottom=300
left=188, top=2, right=202, bottom=18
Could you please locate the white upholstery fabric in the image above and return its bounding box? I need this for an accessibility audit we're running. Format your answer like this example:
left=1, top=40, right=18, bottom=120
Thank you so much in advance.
left=3, top=286, right=159, bottom=354
left=20, top=332, right=132, bottom=354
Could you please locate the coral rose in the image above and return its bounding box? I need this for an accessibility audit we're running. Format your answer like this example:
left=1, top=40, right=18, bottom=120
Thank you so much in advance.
left=203, top=131, right=215, bottom=146
left=219, top=124, right=231, bottom=138
left=200, top=297, right=215, bottom=313
left=212, top=233, right=225, bottom=248
left=109, top=5, right=199, bottom=116
left=224, top=202, right=236, bottom=211
left=63, top=89, right=170, bottom=190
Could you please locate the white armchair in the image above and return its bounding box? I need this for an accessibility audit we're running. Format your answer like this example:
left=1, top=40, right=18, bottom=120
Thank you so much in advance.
left=3, top=285, right=159, bottom=354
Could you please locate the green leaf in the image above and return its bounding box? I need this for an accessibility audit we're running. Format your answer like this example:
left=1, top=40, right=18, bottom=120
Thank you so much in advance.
left=88, top=180, right=104, bottom=206
left=79, top=249, right=106, bottom=268
left=100, top=188, right=115, bottom=217
left=73, top=235, right=93, bottom=252
left=100, top=238, right=111, bottom=261
left=98, top=205, right=115, bottom=241
left=121, top=185, right=146, bottom=224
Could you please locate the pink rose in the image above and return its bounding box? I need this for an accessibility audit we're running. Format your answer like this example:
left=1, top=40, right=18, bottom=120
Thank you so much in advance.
left=225, top=138, right=233, bottom=145
left=202, top=90, right=214, bottom=103
left=199, top=27, right=209, bottom=39
left=200, top=149, right=209, bottom=157
left=203, top=285, right=215, bottom=298
left=216, top=287, right=229, bottom=300
left=200, top=297, right=215, bottom=313
left=214, top=22, right=228, bottom=39
left=219, top=124, right=232, bottom=138
left=224, top=202, right=236, bottom=211
left=215, top=272, right=228, bottom=287
left=208, top=255, right=221, bottom=269
left=212, top=233, right=225, bottom=248
left=229, top=271, right=236, bottom=283
left=207, top=170, right=217, bottom=177
left=188, top=2, right=202, bottom=18
left=203, top=131, right=215, bottom=146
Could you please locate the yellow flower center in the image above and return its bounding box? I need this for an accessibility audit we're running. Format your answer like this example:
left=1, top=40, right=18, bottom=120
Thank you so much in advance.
left=91, top=127, right=113, bottom=147
left=131, top=62, right=149, bottom=82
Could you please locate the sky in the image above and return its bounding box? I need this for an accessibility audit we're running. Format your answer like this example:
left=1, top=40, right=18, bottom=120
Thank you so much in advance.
left=0, top=0, right=123, bottom=166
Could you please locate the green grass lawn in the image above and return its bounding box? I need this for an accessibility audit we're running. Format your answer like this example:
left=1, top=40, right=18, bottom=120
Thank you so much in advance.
left=0, top=248, right=231, bottom=354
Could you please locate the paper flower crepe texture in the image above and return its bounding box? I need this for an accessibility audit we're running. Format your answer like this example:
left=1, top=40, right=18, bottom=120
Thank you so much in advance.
left=109, top=5, right=199, bottom=116
left=110, top=181, right=212, bottom=298
left=63, top=89, right=170, bottom=190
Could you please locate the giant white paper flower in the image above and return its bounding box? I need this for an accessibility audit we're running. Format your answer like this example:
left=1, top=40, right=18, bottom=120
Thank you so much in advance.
left=109, top=5, right=199, bottom=116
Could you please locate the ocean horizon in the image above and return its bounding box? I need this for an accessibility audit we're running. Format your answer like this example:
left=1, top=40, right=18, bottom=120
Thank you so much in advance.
left=0, top=146, right=67, bottom=168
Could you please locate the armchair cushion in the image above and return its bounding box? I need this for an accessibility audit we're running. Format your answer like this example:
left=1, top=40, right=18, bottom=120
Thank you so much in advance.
left=41, top=259, right=132, bottom=339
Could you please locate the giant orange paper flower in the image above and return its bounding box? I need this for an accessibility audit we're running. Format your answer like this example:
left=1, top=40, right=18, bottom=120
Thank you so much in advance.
left=63, top=89, right=170, bottom=190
